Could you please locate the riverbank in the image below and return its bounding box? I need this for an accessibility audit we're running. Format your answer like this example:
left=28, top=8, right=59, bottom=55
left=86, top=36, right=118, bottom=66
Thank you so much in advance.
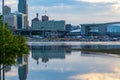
left=27, top=41, right=120, bottom=46
left=73, top=48, right=120, bottom=54
left=26, top=41, right=120, bottom=54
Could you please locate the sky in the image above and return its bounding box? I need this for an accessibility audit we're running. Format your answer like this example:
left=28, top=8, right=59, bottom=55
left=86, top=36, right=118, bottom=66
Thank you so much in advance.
left=0, top=0, right=120, bottom=25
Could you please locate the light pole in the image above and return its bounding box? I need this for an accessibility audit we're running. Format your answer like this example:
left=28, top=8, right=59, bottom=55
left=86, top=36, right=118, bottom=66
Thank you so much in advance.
left=2, top=0, right=5, bottom=80
left=2, top=0, right=4, bottom=25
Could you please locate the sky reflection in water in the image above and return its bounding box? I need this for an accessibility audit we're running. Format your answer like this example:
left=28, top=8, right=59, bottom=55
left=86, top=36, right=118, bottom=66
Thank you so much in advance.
left=5, top=44, right=120, bottom=80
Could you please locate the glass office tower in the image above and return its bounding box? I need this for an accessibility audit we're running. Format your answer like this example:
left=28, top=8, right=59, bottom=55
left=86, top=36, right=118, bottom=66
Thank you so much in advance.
left=18, top=0, right=28, bottom=28
left=18, top=0, right=28, bottom=14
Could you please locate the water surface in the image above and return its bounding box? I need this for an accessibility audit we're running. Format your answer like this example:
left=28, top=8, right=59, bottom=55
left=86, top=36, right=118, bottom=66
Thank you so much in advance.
left=6, top=42, right=120, bottom=80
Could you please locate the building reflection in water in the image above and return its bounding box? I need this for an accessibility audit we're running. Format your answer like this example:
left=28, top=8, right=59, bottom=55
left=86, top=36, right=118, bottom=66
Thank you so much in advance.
left=5, top=66, right=11, bottom=72
left=81, top=45, right=120, bottom=49
left=31, top=45, right=71, bottom=64
left=17, top=55, right=28, bottom=80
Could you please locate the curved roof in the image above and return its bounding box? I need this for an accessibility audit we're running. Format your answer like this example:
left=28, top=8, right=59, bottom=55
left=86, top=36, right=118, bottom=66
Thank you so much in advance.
left=108, top=23, right=120, bottom=27
left=70, top=29, right=81, bottom=33
left=32, top=18, right=40, bottom=21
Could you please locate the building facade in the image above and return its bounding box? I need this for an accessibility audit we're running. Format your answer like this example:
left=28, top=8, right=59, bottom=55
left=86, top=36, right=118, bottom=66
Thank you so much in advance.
left=81, top=24, right=107, bottom=36
left=81, top=22, right=120, bottom=36
left=32, top=20, right=65, bottom=31
left=42, top=15, right=49, bottom=22
left=31, top=13, right=40, bottom=28
left=4, top=6, right=11, bottom=15
left=4, top=13, right=17, bottom=29
left=18, top=0, right=28, bottom=28
left=15, top=12, right=27, bottom=29
left=18, top=0, right=28, bottom=14
left=107, top=23, right=120, bottom=36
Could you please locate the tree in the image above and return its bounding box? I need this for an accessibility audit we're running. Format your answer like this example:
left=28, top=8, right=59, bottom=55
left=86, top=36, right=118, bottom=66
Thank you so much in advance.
left=0, top=15, right=29, bottom=80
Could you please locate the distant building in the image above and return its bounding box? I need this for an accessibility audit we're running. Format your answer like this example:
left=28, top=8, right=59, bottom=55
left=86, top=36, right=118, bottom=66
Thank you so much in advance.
left=42, top=15, right=49, bottom=22
left=107, top=23, right=120, bottom=36
left=81, top=22, right=120, bottom=36
left=81, top=23, right=107, bottom=36
left=65, top=24, right=72, bottom=31
left=65, top=24, right=81, bottom=31
left=18, top=0, right=29, bottom=28
left=4, top=13, right=17, bottom=29
left=18, top=0, right=28, bottom=15
left=15, top=12, right=27, bottom=29
left=4, top=5, right=11, bottom=15
left=32, top=14, right=65, bottom=31
left=31, top=13, right=40, bottom=27
left=32, top=20, right=65, bottom=31
left=31, top=14, right=66, bottom=37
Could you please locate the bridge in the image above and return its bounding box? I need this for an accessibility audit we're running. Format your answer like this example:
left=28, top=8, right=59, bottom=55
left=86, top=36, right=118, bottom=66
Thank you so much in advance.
left=12, top=29, right=69, bottom=37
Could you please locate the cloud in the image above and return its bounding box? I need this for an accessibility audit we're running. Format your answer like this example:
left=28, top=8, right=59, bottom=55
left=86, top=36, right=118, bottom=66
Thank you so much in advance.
left=1, top=0, right=120, bottom=25
left=70, top=62, right=120, bottom=80
left=29, top=3, right=73, bottom=11
left=76, top=0, right=119, bottom=3
left=111, top=3, right=120, bottom=14
left=70, top=72, right=120, bottom=80
left=6, top=68, right=18, bottom=77
left=0, top=0, right=18, bottom=12
left=5, top=0, right=18, bottom=6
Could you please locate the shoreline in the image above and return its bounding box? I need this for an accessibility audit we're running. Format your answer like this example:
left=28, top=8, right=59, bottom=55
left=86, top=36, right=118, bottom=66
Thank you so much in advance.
left=73, top=48, right=120, bottom=54
left=27, top=41, right=120, bottom=46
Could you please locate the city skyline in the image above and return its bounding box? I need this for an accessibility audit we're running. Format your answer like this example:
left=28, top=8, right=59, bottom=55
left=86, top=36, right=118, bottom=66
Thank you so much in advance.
left=0, top=0, right=120, bottom=25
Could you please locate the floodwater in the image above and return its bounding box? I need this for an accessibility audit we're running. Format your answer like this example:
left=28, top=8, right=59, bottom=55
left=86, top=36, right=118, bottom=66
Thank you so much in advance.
left=5, top=42, right=120, bottom=80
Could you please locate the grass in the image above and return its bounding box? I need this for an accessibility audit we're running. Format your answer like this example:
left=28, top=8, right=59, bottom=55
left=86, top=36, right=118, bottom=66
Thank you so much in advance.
left=73, top=48, right=120, bottom=54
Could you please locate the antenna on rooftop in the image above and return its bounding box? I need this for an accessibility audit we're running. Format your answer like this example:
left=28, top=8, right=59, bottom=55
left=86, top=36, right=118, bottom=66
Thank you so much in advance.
left=36, top=13, right=39, bottom=18
left=45, top=10, right=47, bottom=15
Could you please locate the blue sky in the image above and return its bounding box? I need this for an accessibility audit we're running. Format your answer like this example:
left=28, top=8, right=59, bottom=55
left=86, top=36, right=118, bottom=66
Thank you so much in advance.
left=0, top=0, right=120, bottom=25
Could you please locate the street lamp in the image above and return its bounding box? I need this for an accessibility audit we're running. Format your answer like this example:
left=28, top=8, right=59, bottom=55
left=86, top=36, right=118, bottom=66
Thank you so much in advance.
left=2, top=0, right=5, bottom=80
left=2, top=0, right=4, bottom=25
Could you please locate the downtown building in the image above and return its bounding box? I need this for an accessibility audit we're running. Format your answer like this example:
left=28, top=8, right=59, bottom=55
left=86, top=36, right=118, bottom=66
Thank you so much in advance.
left=4, top=0, right=28, bottom=30
left=4, top=5, right=27, bottom=30
left=18, top=0, right=28, bottom=29
left=4, top=6, right=17, bottom=29
left=81, top=22, right=120, bottom=37
left=4, top=13, right=17, bottom=29
left=32, top=14, right=65, bottom=31
left=15, top=12, right=27, bottom=29
left=31, top=14, right=65, bottom=37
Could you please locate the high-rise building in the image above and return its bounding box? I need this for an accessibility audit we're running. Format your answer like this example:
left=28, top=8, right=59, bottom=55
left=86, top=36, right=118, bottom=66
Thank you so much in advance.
left=4, top=5, right=11, bottom=15
left=18, top=0, right=28, bottom=28
left=18, top=0, right=28, bottom=15
left=15, top=12, right=27, bottom=29
left=4, top=13, right=17, bottom=29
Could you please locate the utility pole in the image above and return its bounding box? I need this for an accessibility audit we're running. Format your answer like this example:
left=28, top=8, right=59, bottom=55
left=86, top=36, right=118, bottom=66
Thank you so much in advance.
left=2, top=0, right=4, bottom=24
left=2, top=0, right=5, bottom=80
